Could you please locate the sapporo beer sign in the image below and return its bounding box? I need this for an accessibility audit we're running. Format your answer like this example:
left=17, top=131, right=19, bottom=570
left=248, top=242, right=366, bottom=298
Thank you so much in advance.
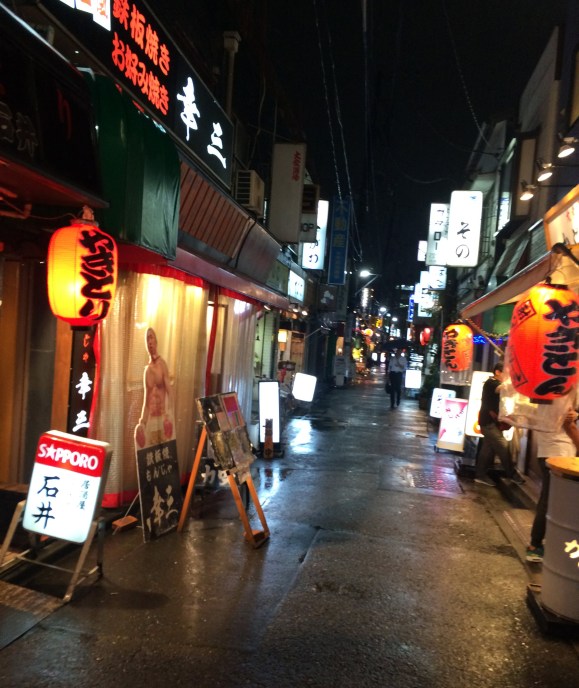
left=507, top=283, right=579, bottom=401
left=23, top=431, right=112, bottom=543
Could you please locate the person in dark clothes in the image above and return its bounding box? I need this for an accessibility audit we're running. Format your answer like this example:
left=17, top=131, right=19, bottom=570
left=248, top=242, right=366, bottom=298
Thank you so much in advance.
left=388, top=350, right=407, bottom=409
left=475, top=362, right=524, bottom=487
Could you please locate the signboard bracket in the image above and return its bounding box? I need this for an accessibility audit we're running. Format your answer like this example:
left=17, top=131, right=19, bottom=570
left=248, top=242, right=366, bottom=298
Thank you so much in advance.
left=0, top=501, right=105, bottom=603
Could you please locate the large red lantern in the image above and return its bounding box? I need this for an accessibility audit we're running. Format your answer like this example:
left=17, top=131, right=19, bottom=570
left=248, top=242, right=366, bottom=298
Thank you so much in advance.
left=506, top=282, right=579, bottom=402
left=440, top=323, right=473, bottom=385
left=47, top=220, right=118, bottom=328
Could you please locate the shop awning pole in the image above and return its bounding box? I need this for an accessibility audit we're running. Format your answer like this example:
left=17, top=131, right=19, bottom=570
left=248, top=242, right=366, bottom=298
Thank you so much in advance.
left=460, top=317, right=505, bottom=358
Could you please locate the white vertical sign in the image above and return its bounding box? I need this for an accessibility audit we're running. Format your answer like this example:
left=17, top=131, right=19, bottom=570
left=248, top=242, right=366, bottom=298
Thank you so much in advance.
left=426, top=203, right=449, bottom=266
left=268, top=143, right=306, bottom=244
left=300, top=199, right=328, bottom=270
left=447, top=191, right=483, bottom=267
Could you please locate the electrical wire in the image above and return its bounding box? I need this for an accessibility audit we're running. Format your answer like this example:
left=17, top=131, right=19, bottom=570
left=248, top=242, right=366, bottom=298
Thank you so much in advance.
left=441, top=0, right=489, bottom=146
left=322, top=0, right=363, bottom=261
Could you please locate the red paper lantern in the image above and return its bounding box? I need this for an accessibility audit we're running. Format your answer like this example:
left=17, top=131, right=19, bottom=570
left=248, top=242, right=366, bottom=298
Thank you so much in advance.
left=47, top=221, right=118, bottom=327
left=420, top=327, right=432, bottom=346
left=507, top=282, right=579, bottom=401
left=441, top=324, right=473, bottom=373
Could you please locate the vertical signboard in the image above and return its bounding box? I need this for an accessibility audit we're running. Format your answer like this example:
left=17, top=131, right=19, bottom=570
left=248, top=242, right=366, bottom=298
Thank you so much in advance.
left=446, top=191, right=483, bottom=267
left=327, top=197, right=351, bottom=285
left=67, top=328, right=98, bottom=437
left=301, top=199, right=329, bottom=270
left=23, top=431, right=112, bottom=543
left=425, top=203, right=449, bottom=266
left=268, top=142, right=306, bottom=243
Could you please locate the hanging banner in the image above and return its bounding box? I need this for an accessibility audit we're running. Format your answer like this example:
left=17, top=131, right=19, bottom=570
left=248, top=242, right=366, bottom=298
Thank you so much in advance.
left=446, top=191, right=483, bottom=267
left=327, top=197, right=351, bottom=285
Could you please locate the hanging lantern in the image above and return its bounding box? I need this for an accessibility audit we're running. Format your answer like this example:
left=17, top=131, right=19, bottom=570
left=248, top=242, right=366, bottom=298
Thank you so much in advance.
left=47, top=220, right=118, bottom=328
left=506, top=282, right=579, bottom=402
left=440, top=323, right=473, bottom=386
left=420, top=327, right=432, bottom=346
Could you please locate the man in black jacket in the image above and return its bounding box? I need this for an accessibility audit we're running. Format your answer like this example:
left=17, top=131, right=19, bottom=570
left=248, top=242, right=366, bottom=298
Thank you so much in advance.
left=474, top=362, right=524, bottom=487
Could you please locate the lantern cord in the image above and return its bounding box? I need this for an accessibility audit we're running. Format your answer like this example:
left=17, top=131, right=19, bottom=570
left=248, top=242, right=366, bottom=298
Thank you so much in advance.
left=460, top=317, right=504, bottom=357
left=552, top=242, right=579, bottom=269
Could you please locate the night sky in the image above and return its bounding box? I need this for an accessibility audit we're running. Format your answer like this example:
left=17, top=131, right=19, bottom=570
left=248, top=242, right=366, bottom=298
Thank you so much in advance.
left=265, top=0, right=570, bottom=299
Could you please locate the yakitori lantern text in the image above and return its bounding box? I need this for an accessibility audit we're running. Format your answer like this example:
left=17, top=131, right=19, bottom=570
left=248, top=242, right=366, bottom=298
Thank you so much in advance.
left=440, top=323, right=473, bottom=385
left=506, top=282, right=579, bottom=401
left=47, top=222, right=118, bottom=328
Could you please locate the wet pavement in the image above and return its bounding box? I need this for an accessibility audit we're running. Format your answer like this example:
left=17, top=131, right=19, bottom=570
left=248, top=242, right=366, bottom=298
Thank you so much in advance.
left=1, top=368, right=579, bottom=687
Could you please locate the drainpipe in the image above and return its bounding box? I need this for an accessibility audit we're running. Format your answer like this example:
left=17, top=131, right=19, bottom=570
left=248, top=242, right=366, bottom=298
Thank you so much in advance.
left=223, top=31, right=241, bottom=118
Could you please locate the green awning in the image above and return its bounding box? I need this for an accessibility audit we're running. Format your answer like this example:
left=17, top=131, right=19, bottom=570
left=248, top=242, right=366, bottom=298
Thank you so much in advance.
left=86, top=74, right=179, bottom=259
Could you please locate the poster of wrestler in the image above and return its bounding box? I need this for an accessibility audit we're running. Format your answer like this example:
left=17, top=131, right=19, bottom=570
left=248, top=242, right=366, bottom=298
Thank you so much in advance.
left=134, top=327, right=183, bottom=541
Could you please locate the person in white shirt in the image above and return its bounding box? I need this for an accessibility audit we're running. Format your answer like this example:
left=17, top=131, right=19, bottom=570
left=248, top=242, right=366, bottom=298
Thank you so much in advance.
left=526, top=407, right=579, bottom=562
left=387, top=350, right=407, bottom=409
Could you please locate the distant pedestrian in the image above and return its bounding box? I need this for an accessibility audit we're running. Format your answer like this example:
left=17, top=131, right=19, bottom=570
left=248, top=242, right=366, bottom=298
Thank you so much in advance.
left=526, top=407, right=579, bottom=562
left=474, top=362, right=524, bottom=486
left=388, top=349, right=407, bottom=409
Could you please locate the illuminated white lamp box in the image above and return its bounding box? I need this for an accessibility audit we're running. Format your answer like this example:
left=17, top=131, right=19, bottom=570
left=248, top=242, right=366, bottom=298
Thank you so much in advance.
left=23, top=431, right=112, bottom=544
left=293, top=372, right=317, bottom=402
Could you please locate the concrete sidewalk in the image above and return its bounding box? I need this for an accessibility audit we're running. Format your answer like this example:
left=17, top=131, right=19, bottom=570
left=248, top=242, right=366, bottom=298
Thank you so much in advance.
left=1, top=367, right=579, bottom=688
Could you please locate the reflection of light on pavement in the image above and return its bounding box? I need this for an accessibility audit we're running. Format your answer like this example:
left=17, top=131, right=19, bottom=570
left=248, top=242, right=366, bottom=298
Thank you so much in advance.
left=289, top=419, right=312, bottom=451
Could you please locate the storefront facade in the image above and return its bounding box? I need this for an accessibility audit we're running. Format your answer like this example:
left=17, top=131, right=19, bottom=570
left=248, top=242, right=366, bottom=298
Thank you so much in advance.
left=0, top=4, right=292, bottom=509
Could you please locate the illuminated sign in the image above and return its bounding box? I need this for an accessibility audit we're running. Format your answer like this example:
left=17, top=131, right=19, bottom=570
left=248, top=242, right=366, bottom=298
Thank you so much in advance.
left=429, top=388, right=457, bottom=419
left=258, top=381, right=280, bottom=443
left=23, top=431, right=111, bottom=543
left=43, top=0, right=233, bottom=186
left=288, top=271, right=305, bottom=302
left=327, top=197, right=351, bottom=285
left=301, top=200, right=328, bottom=270
left=425, top=203, right=449, bottom=266
left=437, top=398, right=468, bottom=452
left=428, top=266, right=447, bottom=290
left=268, top=143, right=307, bottom=243
left=447, top=191, right=483, bottom=267
left=544, top=184, right=579, bottom=249
left=292, top=373, right=317, bottom=402
left=465, top=371, right=492, bottom=436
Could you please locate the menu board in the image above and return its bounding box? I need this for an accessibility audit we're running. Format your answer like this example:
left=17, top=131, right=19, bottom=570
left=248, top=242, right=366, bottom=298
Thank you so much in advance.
left=196, top=393, right=254, bottom=482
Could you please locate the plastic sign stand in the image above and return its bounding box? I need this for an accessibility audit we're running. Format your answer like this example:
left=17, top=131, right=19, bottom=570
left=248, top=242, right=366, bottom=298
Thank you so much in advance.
left=0, top=431, right=112, bottom=602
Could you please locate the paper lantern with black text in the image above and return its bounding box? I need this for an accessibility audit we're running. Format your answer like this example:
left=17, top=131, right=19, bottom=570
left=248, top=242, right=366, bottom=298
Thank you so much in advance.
left=440, top=323, right=473, bottom=385
left=506, top=282, right=579, bottom=401
left=47, top=221, right=118, bottom=327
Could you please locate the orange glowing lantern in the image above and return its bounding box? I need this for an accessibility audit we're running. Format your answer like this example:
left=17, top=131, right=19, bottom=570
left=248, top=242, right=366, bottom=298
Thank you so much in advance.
left=440, top=323, right=473, bottom=385
left=47, top=221, right=118, bottom=328
left=506, top=282, right=579, bottom=401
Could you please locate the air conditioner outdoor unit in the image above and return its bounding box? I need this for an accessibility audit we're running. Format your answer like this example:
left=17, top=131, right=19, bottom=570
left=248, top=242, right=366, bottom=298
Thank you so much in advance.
left=236, top=170, right=265, bottom=217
